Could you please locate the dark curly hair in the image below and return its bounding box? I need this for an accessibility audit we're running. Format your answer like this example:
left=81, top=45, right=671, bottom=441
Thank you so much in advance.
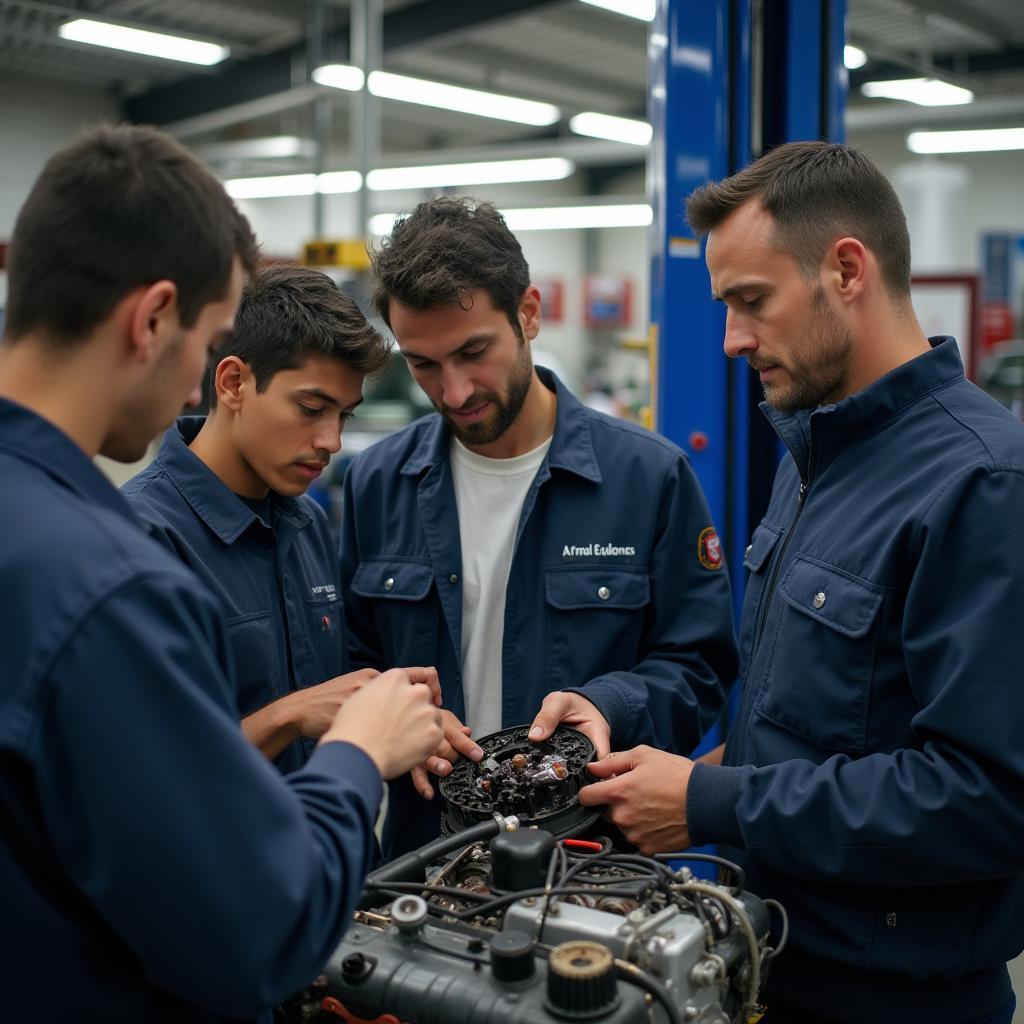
left=370, top=197, right=531, bottom=337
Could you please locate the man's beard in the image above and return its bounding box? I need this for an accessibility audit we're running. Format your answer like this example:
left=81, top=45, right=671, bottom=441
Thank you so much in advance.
left=441, top=341, right=534, bottom=446
left=761, top=286, right=854, bottom=412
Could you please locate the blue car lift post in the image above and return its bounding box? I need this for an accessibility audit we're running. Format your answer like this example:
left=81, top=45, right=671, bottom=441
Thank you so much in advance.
left=647, top=0, right=847, bottom=758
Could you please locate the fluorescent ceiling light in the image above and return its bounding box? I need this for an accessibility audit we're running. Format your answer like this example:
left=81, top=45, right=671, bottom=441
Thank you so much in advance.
left=367, top=157, right=573, bottom=191
left=569, top=112, right=652, bottom=146
left=844, top=45, right=867, bottom=70
left=312, top=63, right=365, bottom=91
left=58, top=18, right=228, bottom=65
left=578, top=0, right=655, bottom=21
left=225, top=172, right=362, bottom=199
left=367, top=70, right=560, bottom=126
left=907, top=127, right=1024, bottom=153
left=197, top=136, right=315, bottom=161
left=370, top=203, right=652, bottom=236
left=861, top=77, right=973, bottom=107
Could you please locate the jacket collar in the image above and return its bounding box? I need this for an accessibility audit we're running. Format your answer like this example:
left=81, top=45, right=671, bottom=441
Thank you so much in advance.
left=0, top=397, right=143, bottom=525
left=156, top=416, right=310, bottom=544
left=399, top=365, right=602, bottom=482
left=761, top=336, right=965, bottom=481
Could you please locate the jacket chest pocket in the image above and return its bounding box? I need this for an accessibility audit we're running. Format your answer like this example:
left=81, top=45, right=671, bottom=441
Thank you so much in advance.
left=755, top=556, right=883, bottom=754
left=350, top=558, right=439, bottom=660
left=223, top=609, right=282, bottom=716
left=303, top=591, right=345, bottom=682
left=544, top=567, right=650, bottom=688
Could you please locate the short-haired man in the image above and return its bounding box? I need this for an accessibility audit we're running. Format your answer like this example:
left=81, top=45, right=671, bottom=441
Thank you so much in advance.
left=582, top=142, right=1024, bottom=1024
left=124, top=264, right=439, bottom=770
left=0, top=124, right=441, bottom=1022
left=341, top=197, right=738, bottom=856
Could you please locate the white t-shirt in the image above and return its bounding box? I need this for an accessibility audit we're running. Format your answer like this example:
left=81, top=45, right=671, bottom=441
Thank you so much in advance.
left=450, top=435, right=552, bottom=736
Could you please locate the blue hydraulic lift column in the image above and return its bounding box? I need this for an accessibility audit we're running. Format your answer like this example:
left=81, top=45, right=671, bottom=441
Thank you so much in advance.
left=648, top=0, right=846, bottom=754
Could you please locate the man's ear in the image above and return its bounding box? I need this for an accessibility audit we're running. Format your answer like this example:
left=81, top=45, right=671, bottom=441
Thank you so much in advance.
left=213, top=356, right=251, bottom=412
left=518, top=284, right=542, bottom=342
left=827, top=237, right=869, bottom=306
left=127, top=280, right=178, bottom=362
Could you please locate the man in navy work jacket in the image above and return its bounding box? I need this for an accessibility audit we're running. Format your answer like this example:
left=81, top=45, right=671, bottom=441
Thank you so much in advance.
left=582, top=142, right=1024, bottom=1024
left=0, top=124, right=442, bottom=1024
left=124, top=264, right=440, bottom=772
left=340, top=197, right=738, bottom=856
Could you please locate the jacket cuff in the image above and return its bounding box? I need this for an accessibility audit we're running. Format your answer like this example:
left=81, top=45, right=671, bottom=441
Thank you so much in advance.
left=304, top=741, right=384, bottom=809
left=563, top=679, right=633, bottom=744
left=687, top=763, right=748, bottom=848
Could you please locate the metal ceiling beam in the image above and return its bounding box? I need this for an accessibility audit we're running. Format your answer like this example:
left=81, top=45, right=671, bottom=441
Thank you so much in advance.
left=846, top=93, right=1024, bottom=131
left=857, top=0, right=1005, bottom=50
left=849, top=45, right=1024, bottom=89
left=124, top=0, right=565, bottom=126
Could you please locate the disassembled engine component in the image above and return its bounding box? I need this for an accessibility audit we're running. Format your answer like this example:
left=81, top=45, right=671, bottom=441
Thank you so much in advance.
left=439, top=724, right=600, bottom=836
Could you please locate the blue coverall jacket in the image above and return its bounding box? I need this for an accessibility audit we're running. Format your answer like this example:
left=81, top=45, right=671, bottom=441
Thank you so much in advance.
left=688, top=339, right=1024, bottom=1023
left=341, top=367, right=738, bottom=855
left=0, top=399, right=382, bottom=1023
left=123, top=417, right=347, bottom=773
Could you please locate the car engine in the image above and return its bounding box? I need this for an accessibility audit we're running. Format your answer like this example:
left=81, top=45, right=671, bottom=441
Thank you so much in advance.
left=282, top=726, right=785, bottom=1024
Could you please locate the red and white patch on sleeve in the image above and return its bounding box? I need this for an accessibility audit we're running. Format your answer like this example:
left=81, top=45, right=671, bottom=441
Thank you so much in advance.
left=697, top=527, right=723, bottom=570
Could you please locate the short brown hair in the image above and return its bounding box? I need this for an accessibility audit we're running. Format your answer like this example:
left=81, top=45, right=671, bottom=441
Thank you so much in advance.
left=686, top=141, right=911, bottom=298
left=208, top=264, right=390, bottom=404
left=370, top=197, right=530, bottom=336
left=5, top=123, right=258, bottom=346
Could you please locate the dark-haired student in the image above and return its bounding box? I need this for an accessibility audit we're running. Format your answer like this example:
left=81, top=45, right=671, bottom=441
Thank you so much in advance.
left=124, top=264, right=440, bottom=771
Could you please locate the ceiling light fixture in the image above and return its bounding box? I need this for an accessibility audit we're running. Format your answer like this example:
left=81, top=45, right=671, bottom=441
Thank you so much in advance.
left=58, top=18, right=229, bottom=65
left=861, top=77, right=973, bottom=107
left=578, top=0, right=655, bottom=21
left=366, top=71, right=560, bottom=126
left=366, top=157, right=574, bottom=191
left=311, top=63, right=365, bottom=91
left=224, top=172, right=362, bottom=199
left=569, top=112, right=652, bottom=146
left=907, top=127, right=1024, bottom=154
left=844, top=45, right=867, bottom=70
left=370, top=203, right=652, bottom=236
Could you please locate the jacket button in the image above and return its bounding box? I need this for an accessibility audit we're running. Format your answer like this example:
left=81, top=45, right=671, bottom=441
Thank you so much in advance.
left=598, top=586, right=610, bottom=600
left=384, top=577, right=395, bottom=592
left=812, top=591, right=826, bottom=609
left=449, top=573, right=458, bottom=584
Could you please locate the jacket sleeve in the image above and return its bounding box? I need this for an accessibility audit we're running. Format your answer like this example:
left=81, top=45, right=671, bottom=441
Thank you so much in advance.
left=564, top=453, right=738, bottom=753
left=34, top=571, right=382, bottom=1017
left=338, top=463, right=388, bottom=673
left=689, top=466, right=1024, bottom=886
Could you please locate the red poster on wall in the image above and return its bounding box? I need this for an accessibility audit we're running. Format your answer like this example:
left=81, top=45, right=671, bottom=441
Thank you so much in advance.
left=584, top=274, right=632, bottom=328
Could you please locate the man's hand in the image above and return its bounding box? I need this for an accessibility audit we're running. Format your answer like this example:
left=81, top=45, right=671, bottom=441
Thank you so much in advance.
left=288, top=668, right=380, bottom=739
left=321, top=669, right=443, bottom=780
left=579, top=746, right=695, bottom=855
left=528, top=691, right=611, bottom=759
left=411, top=710, right=484, bottom=800
left=400, top=666, right=443, bottom=707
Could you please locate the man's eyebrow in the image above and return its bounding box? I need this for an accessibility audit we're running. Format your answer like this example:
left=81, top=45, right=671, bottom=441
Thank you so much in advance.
left=711, top=281, right=769, bottom=302
left=400, top=330, right=497, bottom=362
left=295, top=387, right=341, bottom=406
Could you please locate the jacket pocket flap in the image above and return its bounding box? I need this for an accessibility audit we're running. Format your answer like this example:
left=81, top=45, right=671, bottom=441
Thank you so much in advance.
left=778, top=557, right=882, bottom=638
left=743, top=522, right=782, bottom=573
left=351, top=559, right=433, bottom=601
left=545, top=568, right=650, bottom=610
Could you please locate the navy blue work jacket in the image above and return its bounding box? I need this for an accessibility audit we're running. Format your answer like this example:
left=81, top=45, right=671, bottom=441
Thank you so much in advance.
left=341, top=368, right=737, bottom=855
left=688, top=339, right=1024, bottom=1022
left=123, top=417, right=346, bottom=773
left=0, top=398, right=382, bottom=1023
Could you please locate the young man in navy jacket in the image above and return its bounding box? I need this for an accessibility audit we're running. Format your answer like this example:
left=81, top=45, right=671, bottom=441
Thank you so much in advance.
left=124, top=264, right=440, bottom=772
left=583, top=141, right=1024, bottom=1024
left=0, top=124, right=442, bottom=1023
left=341, top=197, right=738, bottom=856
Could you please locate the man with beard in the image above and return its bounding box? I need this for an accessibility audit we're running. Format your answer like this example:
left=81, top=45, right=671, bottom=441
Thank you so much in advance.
left=340, top=197, right=738, bottom=856
left=581, top=142, right=1024, bottom=1024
